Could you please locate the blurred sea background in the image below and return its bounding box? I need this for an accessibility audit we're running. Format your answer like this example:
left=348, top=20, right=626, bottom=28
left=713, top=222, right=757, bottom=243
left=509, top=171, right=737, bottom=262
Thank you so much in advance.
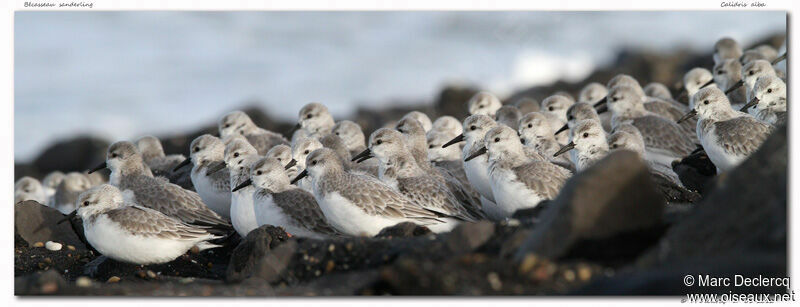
left=14, top=11, right=786, bottom=162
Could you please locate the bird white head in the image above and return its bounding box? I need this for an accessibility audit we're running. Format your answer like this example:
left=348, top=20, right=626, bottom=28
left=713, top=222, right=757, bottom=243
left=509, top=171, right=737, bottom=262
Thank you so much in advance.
left=461, top=114, right=498, bottom=144
left=15, top=177, right=46, bottom=204
left=467, top=91, right=502, bottom=116
left=608, top=130, right=645, bottom=157
left=431, top=115, right=463, bottom=135
left=495, top=105, right=522, bottom=129
left=713, top=58, right=743, bottom=90
left=578, top=82, right=608, bottom=105
left=266, top=144, right=294, bottom=168
left=298, top=102, right=335, bottom=135
left=483, top=125, right=527, bottom=164
left=713, top=37, right=743, bottom=64
left=102, top=141, right=148, bottom=176
left=541, top=95, right=575, bottom=121
left=292, top=137, right=324, bottom=169
left=75, top=184, right=125, bottom=218
left=135, top=135, right=166, bottom=161
left=426, top=130, right=461, bottom=162
left=742, top=59, right=776, bottom=90
left=188, top=134, right=224, bottom=168
left=691, top=87, right=735, bottom=121
left=606, top=85, right=646, bottom=117
left=518, top=112, right=554, bottom=142
left=401, top=111, right=433, bottom=132
left=514, top=97, right=540, bottom=114
left=218, top=111, right=255, bottom=139
left=684, top=68, right=715, bottom=98
left=331, top=120, right=366, bottom=152
left=249, top=157, right=291, bottom=192
left=643, top=82, right=673, bottom=100
left=751, top=75, right=786, bottom=113
left=303, top=148, right=345, bottom=180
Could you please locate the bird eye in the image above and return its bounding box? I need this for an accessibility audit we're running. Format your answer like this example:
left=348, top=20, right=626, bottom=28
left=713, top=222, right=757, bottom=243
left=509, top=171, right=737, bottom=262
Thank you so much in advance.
left=583, top=132, right=589, bottom=138
left=611, top=144, right=618, bottom=149
left=428, top=145, right=434, bottom=149
left=233, top=152, right=239, bottom=158
left=470, top=125, right=476, bottom=131
left=237, top=160, right=242, bottom=165
left=193, top=147, right=200, bottom=153
left=767, top=89, right=772, bottom=94
left=111, top=153, right=118, bottom=158
left=83, top=201, right=89, bottom=207
left=304, top=150, right=310, bottom=155
left=257, top=171, right=262, bottom=175
left=311, top=161, right=317, bottom=166
left=703, top=100, right=709, bottom=105
left=749, top=70, right=754, bottom=76
left=494, top=137, right=500, bottom=143
left=527, top=124, right=532, bottom=128
left=696, top=81, right=702, bottom=85
left=548, top=106, right=554, bottom=111
left=239, top=130, right=244, bottom=135
left=478, top=105, right=484, bottom=108
left=239, top=167, right=243, bottom=170
left=306, top=114, right=313, bottom=119
left=376, top=140, right=382, bottom=145
left=717, top=70, right=725, bottom=75
left=224, top=124, right=230, bottom=128
left=335, top=132, right=340, bottom=136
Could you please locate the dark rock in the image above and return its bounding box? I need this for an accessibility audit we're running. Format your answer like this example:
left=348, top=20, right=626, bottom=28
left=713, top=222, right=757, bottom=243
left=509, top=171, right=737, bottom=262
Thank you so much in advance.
left=226, top=225, right=291, bottom=282
left=15, top=269, right=68, bottom=295
left=637, top=125, right=787, bottom=267
left=375, top=222, right=431, bottom=238
left=511, top=200, right=551, bottom=226
left=445, top=221, right=495, bottom=254
left=14, top=201, right=86, bottom=250
left=515, top=151, right=665, bottom=261
left=32, top=136, right=109, bottom=175
left=433, top=85, right=479, bottom=120
left=15, top=163, right=41, bottom=181
left=672, top=149, right=717, bottom=194
left=650, top=172, right=702, bottom=203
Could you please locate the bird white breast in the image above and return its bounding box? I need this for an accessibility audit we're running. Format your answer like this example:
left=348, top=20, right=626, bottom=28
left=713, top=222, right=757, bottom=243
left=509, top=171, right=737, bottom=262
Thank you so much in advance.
left=231, top=186, right=259, bottom=237
left=489, top=166, right=543, bottom=217
left=702, top=125, right=743, bottom=172
left=463, top=144, right=495, bottom=203
left=84, top=215, right=197, bottom=265
left=315, top=191, right=403, bottom=236
left=191, top=169, right=231, bottom=218
left=253, top=193, right=325, bottom=239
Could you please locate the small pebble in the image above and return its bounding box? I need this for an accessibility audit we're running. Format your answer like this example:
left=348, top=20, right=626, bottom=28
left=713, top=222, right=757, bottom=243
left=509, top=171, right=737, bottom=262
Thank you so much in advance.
left=328, top=244, right=335, bottom=252
left=518, top=253, right=538, bottom=274
left=45, top=241, right=62, bottom=251
left=41, top=281, right=58, bottom=294
left=207, top=262, right=213, bottom=269
left=147, top=270, right=157, bottom=279
left=76, top=276, right=92, bottom=287
left=107, top=276, right=121, bottom=283
left=577, top=266, right=592, bottom=281
left=563, top=269, right=576, bottom=282
left=487, top=272, right=503, bottom=291
left=190, top=246, right=200, bottom=254
left=32, top=242, right=44, bottom=248
left=67, top=245, right=76, bottom=251
left=43, top=257, right=52, bottom=264
left=325, top=260, right=335, bottom=272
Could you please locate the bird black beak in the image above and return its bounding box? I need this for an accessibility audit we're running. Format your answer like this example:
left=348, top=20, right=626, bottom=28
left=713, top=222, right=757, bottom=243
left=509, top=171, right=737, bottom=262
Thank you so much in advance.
left=593, top=96, right=607, bottom=108
left=464, top=147, right=487, bottom=162
left=351, top=148, right=372, bottom=162
left=232, top=178, right=252, bottom=192
left=699, top=79, right=714, bottom=90
left=289, top=123, right=302, bottom=135
left=554, top=124, right=569, bottom=135
left=57, top=210, right=78, bottom=225
left=355, top=154, right=373, bottom=163
left=87, top=162, right=107, bottom=174
left=173, top=157, right=192, bottom=172
left=771, top=53, right=787, bottom=65
left=595, top=104, right=609, bottom=114
left=206, top=162, right=227, bottom=176
left=724, top=79, right=744, bottom=95
left=553, top=142, right=575, bottom=157
left=740, top=97, right=759, bottom=112
left=291, top=169, right=308, bottom=185
left=284, top=158, right=297, bottom=170
left=677, top=110, right=697, bottom=124
left=442, top=134, right=464, bottom=148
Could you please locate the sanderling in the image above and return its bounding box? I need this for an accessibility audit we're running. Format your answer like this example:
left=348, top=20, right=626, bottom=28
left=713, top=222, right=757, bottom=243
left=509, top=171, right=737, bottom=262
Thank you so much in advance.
left=752, top=44, right=779, bottom=62
left=495, top=105, right=522, bottom=129
left=15, top=176, right=47, bottom=204
left=713, top=37, right=743, bottom=64
left=607, top=128, right=683, bottom=187
left=713, top=59, right=747, bottom=108
left=291, top=136, right=324, bottom=191
left=554, top=91, right=576, bottom=103
left=541, top=95, right=574, bottom=145
left=555, top=102, right=601, bottom=136
left=682, top=68, right=716, bottom=99
left=71, top=184, right=222, bottom=265
left=518, top=112, right=575, bottom=171
left=741, top=59, right=777, bottom=102
left=606, top=85, right=696, bottom=164
left=234, top=157, right=339, bottom=238
left=431, top=115, right=463, bottom=136
left=173, top=134, right=232, bottom=219
left=295, top=102, right=336, bottom=142
left=427, top=129, right=462, bottom=163
left=41, top=171, right=65, bottom=202
left=554, top=119, right=609, bottom=171
left=743, top=75, right=787, bottom=126
left=218, top=138, right=261, bottom=237
left=368, top=128, right=483, bottom=223
left=47, top=172, right=93, bottom=214
left=402, top=111, right=433, bottom=132
left=443, top=115, right=497, bottom=204
left=331, top=120, right=367, bottom=156
left=514, top=97, right=540, bottom=114
left=218, top=110, right=289, bottom=155
left=643, top=82, right=673, bottom=100
left=578, top=82, right=612, bottom=131
left=467, top=91, right=502, bottom=116
left=136, top=135, right=192, bottom=189
left=740, top=49, right=768, bottom=66
left=266, top=144, right=298, bottom=178
left=293, top=148, right=445, bottom=236
left=678, top=87, right=772, bottom=172
left=89, top=141, right=230, bottom=227
left=467, top=125, right=570, bottom=217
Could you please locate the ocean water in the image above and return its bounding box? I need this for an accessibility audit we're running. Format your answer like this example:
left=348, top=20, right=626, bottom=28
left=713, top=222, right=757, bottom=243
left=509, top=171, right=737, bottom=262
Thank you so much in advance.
left=14, top=11, right=786, bottom=161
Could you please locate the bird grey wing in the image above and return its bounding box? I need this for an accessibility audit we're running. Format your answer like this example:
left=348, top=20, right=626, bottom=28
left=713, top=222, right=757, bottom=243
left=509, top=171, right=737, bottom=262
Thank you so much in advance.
left=273, top=189, right=340, bottom=236
left=434, top=166, right=486, bottom=220
left=106, top=206, right=216, bottom=240
left=714, top=117, right=772, bottom=157
left=248, top=130, right=290, bottom=155
left=397, top=176, right=474, bottom=221
left=633, top=116, right=695, bottom=157
left=339, top=175, right=440, bottom=221
left=513, top=162, right=570, bottom=199
left=645, top=101, right=699, bottom=143
left=121, top=175, right=230, bottom=226
left=202, top=161, right=232, bottom=191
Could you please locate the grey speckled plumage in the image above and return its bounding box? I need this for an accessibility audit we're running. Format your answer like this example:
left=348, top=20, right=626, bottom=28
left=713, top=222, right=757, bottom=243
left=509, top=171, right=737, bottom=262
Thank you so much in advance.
left=105, top=205, right=221, bottom=240
left=255, top=188, right=341, bottom=236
